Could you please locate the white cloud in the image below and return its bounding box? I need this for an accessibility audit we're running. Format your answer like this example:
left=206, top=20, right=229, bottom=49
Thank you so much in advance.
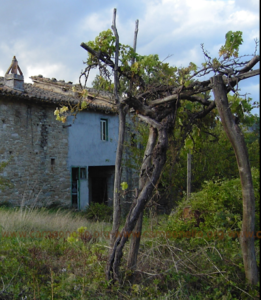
left=77, top=9, right=112, bottom=38
left=235, top=0, right=259, bottom=11
left=172, top=46, right=202, bottom=68
left=227, top=10, right=259, bottom=28
left=26, top=64, right=67, bottom=83
left=0, top=68, right=5, bottom=77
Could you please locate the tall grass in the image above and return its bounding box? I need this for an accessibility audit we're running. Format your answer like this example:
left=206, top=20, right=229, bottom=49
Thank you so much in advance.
left=0, top=207, right=112, bottom=238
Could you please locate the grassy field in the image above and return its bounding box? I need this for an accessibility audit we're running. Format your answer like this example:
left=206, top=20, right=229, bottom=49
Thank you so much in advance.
left=0, top=206, right=259, bottom=299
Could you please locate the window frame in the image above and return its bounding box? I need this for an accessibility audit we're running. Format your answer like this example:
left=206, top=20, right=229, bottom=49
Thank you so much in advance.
left=100, top=119, right=108, bottom=141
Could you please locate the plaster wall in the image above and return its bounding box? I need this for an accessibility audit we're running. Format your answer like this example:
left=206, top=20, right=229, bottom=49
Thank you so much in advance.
left=67, top=111, right=118, bottom=208
left=67, top=112, right=118, bottom=166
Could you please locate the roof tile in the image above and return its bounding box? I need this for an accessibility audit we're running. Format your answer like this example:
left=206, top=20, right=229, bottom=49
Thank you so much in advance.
left=0, top=76, right=117, bottom=114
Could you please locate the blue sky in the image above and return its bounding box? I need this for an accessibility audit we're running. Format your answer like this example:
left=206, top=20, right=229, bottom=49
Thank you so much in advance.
left=0, top=0, right=259, bottom=114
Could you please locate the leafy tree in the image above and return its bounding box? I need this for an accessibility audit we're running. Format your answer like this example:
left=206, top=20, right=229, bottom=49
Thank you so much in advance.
left=80, top=17, right=259, bottom=283
left=55, top=9, right=259, bottom=285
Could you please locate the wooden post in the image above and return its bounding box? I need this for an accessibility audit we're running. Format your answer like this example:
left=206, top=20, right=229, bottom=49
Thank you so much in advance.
left=187, top=150, right=191, bottom=201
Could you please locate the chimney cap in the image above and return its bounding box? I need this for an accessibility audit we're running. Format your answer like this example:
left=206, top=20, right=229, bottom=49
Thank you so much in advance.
left=5, top=55, right=23, bottom=76
left=4, top=56, right=24, bottom=92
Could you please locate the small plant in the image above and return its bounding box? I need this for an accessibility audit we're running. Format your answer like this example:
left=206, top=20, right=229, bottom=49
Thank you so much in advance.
left=67, top=226, right=88, bottom=243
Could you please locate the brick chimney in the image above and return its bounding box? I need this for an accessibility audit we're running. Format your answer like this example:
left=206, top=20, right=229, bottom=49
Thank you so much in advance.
left=4, top=56, right=24, bottom=92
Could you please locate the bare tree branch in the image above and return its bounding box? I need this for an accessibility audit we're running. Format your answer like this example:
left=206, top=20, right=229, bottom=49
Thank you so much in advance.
left=112, top=8, right=120, bottom=104
left=238, top=55, right=260, bottom=74
left=123, top=96, right=157, bottom=118
left=195, top=101, right=216, bottom=119
left=137, top=114, right=162, bottom=129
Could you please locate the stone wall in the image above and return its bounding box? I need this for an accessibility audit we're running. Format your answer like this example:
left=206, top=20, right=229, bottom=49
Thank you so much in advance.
left=0, top=97, right=71, bottom=207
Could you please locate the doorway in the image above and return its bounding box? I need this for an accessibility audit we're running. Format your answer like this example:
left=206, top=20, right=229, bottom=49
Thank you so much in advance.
left=71, top=167, right=87, bottom=209
left=88, top=166, right=115, bottom=205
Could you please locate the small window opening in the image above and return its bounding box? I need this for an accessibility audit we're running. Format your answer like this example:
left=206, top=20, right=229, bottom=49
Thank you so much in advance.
left=51, top=158, right=55, bottom=171
left=71, top=167, right=79, bottom=209
left=100, top=119, right=108, bottom=141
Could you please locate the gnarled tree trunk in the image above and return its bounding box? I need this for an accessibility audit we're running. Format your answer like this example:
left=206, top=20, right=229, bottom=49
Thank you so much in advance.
left=106, top=120, right=170, bottom=282
left=127, top=127, right=158, bottom=272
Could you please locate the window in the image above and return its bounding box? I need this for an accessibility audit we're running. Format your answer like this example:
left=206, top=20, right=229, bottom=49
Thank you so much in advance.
left=100, top=119, right=108, bottom=141
left=51, top=158, right=55, bottom=172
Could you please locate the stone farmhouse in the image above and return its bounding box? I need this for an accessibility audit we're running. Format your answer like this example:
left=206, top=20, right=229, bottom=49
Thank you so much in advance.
left=0, top=56, right=122, bottom=210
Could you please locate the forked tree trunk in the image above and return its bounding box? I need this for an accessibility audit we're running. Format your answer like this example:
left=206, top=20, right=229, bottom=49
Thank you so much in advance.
left=212, top=75, right=258, bottom=285
left=127, top=127, right=157, bottom=271
left=106, top=123, right=168, bottom=282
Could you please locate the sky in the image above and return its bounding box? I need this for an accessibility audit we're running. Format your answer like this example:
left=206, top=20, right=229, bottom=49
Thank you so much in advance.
left=0, top=0, right=259, bottom=114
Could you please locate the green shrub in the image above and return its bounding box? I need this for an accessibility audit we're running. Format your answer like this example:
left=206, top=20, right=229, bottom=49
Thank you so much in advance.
left=167, top=167, right=260, bottom=236
left=161, top=168, right=260, bottom=298
left=82, top=203, right=113, bottom=222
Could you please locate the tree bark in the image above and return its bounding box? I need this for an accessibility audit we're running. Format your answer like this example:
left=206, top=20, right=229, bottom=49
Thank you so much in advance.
left=127, top=127, right=157, bottom=271
left=106, top=122, right=168, bottom=282
left=124, top=18, right=141, bottom=274
left=111, top=107, right=126, bottom=244
left=212, top=75, right=258, bottom=285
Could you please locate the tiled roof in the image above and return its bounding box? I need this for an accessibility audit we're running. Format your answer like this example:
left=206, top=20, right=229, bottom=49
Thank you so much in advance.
left=0, top=76, right=117, bottom=114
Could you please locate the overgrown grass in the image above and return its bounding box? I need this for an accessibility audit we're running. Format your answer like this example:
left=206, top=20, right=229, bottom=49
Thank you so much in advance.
left=0, top=206, right=259, bottom=299
left=0, top=207, right=113, bottom=299
left=0, top=206, right=111, bottom=235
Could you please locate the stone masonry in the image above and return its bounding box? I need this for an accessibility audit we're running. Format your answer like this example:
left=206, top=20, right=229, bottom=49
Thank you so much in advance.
left=0, top=96, right=71, bottom=207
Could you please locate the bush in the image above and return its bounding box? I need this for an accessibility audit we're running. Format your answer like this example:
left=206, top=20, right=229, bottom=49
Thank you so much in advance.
left=82, top=203, right=113, bottom=222
left=167, top=167, right=260, bottom=236
left=162, top=168, right=260, bottom=298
